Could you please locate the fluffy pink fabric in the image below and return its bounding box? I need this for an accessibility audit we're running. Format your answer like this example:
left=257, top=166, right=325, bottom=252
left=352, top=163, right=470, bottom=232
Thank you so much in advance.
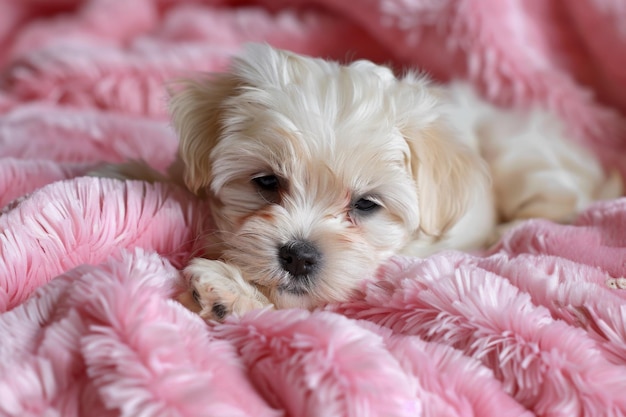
left=1, top=1, right=625, bottom=416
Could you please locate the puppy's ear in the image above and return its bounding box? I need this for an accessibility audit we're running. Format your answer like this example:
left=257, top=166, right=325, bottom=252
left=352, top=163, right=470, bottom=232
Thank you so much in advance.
left=405, top=121, right=488, bottom=237
left=168, top=74, right=242, bottom=194
left=397, top=77, right=489, bottom=237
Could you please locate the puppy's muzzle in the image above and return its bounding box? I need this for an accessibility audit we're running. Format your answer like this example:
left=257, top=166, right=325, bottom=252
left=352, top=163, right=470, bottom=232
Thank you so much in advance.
left=278, top=240, right=321, bottom=278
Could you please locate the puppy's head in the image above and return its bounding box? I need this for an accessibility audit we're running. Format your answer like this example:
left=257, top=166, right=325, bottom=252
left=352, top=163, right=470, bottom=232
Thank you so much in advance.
left=170, top=44, right=486, bottom=309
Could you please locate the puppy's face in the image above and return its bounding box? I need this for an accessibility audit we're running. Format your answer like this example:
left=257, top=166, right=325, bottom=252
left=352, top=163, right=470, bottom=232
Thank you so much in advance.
left=170, top=45, right=485, bottom=309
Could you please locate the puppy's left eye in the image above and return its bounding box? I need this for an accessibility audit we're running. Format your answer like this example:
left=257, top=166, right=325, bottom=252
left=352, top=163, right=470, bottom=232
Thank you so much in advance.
left=353, top=198, right=381, bottom=213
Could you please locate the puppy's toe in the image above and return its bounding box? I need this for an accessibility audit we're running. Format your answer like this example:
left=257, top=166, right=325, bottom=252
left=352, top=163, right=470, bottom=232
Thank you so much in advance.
left=180, top=258, right=272, bottom=322
left=186, top=279, right=233, bottom=321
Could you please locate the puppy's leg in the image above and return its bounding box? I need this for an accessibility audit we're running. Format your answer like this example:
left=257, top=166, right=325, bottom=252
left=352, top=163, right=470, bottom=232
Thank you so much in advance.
left=178, top=258, right=272, bottom=321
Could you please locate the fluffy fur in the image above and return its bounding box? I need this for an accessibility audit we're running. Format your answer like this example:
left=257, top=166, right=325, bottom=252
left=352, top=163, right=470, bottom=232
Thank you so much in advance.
left=4, top=2, right=626, bottom=414
left=152, top=44, right=620, bottom=320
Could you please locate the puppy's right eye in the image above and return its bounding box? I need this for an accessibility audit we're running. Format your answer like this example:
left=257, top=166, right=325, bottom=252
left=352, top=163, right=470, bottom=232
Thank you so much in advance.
left=252, top=175, right=282, bottom=203
left=252, top=175, right=280, bottom=191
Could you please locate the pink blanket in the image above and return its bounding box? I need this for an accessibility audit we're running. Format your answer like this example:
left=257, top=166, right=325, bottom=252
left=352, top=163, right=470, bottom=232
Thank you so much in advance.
left=2, top=1, right=626, bottom=416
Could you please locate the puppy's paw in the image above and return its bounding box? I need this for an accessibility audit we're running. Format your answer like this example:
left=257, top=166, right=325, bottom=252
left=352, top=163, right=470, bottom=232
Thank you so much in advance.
left=178, top=258, right=272, bottom=321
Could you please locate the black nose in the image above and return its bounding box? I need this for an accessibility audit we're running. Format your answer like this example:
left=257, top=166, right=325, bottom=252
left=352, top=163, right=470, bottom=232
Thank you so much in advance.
left=278, top=240, right=321, bottom=277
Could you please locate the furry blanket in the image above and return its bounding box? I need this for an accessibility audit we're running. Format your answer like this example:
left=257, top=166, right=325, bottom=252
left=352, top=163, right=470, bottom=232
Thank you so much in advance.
left=2, top=1, right=626, bottom=416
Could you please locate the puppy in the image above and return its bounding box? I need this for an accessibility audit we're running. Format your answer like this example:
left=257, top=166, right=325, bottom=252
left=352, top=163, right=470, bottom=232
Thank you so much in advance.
left=112, top=44, right=623, bottom=321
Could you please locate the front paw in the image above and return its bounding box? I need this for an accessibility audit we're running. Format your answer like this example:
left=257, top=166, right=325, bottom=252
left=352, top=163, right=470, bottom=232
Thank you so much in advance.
left=178, top=259, right=271, bottom=321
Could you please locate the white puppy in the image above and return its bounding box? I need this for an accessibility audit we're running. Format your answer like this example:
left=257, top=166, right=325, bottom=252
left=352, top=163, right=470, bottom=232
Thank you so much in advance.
left=127, top=44, right=622, bottom=321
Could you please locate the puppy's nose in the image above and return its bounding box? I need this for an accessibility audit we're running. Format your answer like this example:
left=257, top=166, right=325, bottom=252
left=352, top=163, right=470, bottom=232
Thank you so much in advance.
left=278, top=240, right=321, bottom=277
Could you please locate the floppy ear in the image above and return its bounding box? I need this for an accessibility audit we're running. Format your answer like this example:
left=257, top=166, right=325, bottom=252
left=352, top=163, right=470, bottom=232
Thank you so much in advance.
left=403, top=118, right=489, bottom=238
left=168, top=74, right=242, bottom=194
left=394, top=74, right=490, bottom=237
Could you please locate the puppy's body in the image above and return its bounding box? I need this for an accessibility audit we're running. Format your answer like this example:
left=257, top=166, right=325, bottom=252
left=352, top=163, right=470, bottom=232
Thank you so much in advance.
left=404, top=82, right=622, bottom=257
left=100, top=45, right=621, bottom=320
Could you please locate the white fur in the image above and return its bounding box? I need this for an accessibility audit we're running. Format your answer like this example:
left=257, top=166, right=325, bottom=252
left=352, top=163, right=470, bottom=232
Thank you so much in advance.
left=160, top=44, right=621, bottom=320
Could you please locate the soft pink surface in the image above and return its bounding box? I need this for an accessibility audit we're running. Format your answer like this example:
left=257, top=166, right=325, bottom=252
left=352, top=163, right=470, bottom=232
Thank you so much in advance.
left=1, top=1, right=626, bottom=416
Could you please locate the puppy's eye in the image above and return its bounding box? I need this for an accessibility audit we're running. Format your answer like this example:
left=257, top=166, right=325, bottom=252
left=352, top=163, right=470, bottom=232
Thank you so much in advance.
left=252, top=174, right=282, bottom=203
left=252, top=175, right=280, bottom=191
left=353, top=198, right=381, bottom=213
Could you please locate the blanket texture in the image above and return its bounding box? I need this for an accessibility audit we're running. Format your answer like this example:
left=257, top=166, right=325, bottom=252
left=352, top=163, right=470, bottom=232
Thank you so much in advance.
left=1, top=1, right=626, bottom=416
